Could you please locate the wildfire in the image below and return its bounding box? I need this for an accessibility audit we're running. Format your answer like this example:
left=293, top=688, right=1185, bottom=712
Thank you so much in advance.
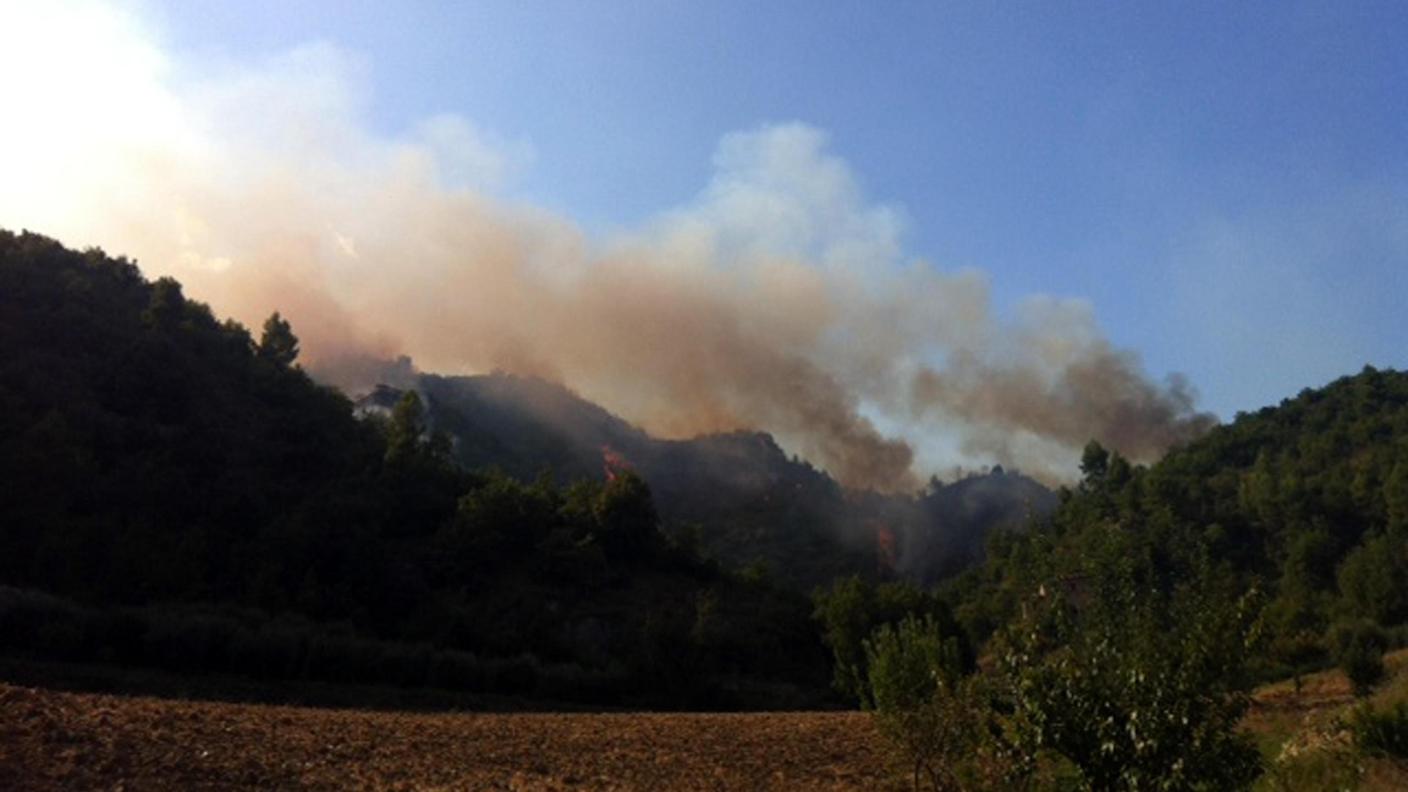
left=874, top=523, right=897, bottom=575
left=601, top=445, right=632, bottom=482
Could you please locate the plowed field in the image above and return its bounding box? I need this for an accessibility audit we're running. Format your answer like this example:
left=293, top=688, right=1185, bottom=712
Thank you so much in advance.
left=0, top=683, right=892, bottom=790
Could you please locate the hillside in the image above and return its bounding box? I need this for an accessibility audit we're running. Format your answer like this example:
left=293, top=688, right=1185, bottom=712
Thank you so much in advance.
left=0, top=230, right=833, bottom=709
left=355, top=373, right=1055, bottom=590
left=951, top=365, right=1408, bottom=676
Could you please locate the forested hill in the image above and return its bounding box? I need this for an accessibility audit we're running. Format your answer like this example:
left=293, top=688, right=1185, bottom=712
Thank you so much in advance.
left=0, top=230, right=388, bottom=604
left=0, top=230, right=833, bottom=708
left=951, top=364, right=1408, bottom=675
left=356, top=372, right=1056, bottom=590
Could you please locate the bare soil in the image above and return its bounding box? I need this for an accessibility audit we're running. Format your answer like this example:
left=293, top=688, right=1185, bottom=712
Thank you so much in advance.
left=0, top=683, right=892, bottom=791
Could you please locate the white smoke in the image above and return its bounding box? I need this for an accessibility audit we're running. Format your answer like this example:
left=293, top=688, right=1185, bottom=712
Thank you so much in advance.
left=0, top=1, right=1213, bottom=489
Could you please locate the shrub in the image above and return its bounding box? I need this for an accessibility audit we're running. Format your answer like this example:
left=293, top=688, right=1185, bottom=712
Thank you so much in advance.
left=1000, top=571, right=1264, bottom=791
left=1332, top=620, right=1387, bottom=697
left=863, top=615, right=1010, bottom=791
left=813, top=575, right=971, bottom=706
left=1350, top=701, right=1408, bottom=758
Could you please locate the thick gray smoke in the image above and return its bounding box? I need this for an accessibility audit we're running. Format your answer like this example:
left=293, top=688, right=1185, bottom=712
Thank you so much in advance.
left=0, top=3, right=1215, bottom=489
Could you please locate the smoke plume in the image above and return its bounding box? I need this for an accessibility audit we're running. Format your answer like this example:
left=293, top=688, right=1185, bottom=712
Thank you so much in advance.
left=0, top=2, right=1214, bottom=489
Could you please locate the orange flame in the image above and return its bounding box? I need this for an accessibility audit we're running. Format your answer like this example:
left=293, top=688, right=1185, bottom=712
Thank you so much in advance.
left=874, top=522, right=897, bottom=575
left=601, top=445, right=632, bottom=481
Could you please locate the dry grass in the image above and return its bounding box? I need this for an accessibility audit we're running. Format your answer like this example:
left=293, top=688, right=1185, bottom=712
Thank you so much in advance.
left=1246, top=649, right=1408, bottom=791
left=0, top=683, right=892, bottom=791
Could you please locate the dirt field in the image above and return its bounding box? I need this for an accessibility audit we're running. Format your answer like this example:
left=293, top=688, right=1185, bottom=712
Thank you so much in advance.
left=0, top=683, right=893, bottom=791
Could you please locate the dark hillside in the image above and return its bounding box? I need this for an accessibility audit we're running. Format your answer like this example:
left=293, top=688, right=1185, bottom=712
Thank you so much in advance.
left=0, top=230, right=832, bottom=709
left=358, top=373, right=1055, bottom=589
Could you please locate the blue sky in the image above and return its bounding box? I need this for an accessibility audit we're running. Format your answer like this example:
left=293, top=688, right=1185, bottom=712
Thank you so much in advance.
left=136, top=0, right=1408, bottom=419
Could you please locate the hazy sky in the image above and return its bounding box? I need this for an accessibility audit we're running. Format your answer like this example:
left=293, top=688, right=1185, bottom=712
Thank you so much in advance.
left=139, top=0, right=1408, bottom=418
left=2, top=1, right=1406, bottom=483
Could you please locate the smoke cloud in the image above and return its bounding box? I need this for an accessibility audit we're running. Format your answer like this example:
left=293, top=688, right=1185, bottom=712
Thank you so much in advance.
left=0, top=2, right=1214, bottom=489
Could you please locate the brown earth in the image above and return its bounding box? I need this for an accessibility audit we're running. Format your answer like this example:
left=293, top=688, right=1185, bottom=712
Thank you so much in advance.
left=0, top=683, right=894, bottom=791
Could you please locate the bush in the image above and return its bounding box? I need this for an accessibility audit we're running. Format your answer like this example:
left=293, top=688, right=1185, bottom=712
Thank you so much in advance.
left=1332, top=620, right=1387, bottom=697
left=1350, top=701, right=1408, bottom=758
left=1341, top=643, right=1385, bottom=697
left=1000, top=570, right=1264, bottom=791
left=863, top=615, right=1010, bottom=791
left=813, top=575, right=971, bottom=706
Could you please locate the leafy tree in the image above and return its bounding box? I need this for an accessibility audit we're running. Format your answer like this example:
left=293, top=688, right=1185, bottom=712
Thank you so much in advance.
left=385, top=390, right=428, bottom=465
left=1337, top=534, right=1408, bottom=625
left=445, top=472, right=560, bottom=565
left=998, top=565, right=1263, bottom=791
left=1386, top=460, right=1408, bottom=534
left=143, top=277, right=186, bottom=330
left=813, top=575, right=971, bottom=704
left=1080, top=440, right=1110, bottom=484
left=864, top=614, right=1005, bottom=791
left=256, top=311, right=299, bottom=367
left=1331, top=620, right=1387, bottom=697
left=592, top=469, right=659, bottom=561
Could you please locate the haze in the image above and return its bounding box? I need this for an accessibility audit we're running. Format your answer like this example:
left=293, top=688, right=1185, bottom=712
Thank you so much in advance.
left=2, top=1, right=1404, bottom=488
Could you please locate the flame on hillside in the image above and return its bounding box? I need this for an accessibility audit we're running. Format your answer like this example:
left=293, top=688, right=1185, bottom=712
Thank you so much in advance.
left=602, top=445, right=632, bottom=482
left=874, top=523, right=898, bottom=576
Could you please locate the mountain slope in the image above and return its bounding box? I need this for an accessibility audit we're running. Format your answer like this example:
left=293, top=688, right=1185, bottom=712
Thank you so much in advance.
left=0, top=230, right=833, bottom=708
left=356, top=372, right=1056, bottom=589
left=952, top=365, right=1408, bottom=675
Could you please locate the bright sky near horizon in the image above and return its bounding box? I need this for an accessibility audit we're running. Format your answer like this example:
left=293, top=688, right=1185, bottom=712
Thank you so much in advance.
left=2, top=0, right=1407, bottom=481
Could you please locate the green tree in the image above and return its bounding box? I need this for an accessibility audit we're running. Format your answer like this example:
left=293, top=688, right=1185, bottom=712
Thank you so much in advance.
left=1080, top=440, right=1110, bottom=485
left=1337, top=534, right=1408, bottom=626
left=256, top=311, right=299, bottom=367
left=813, top=576, right=971, bottom=705
left=999, top=567, right=1263, bottom=791
left=1331, top=620, right=1387, bottom=697
left=813, top=575, right=874, bottom=701
left=385, top=390, right=427, bottom=465
left=1385, top=460, right=1408, bottom=534
left=864, top=614, right=1002, bottom=791
left=592, top=470, right=659, bottom=561
left=142, top=277, right=185, bottom=330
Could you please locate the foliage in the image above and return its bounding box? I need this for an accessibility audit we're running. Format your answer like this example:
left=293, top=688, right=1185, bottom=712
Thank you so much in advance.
left=863, top=615, right=1012, bottom=791
left=1255, top=746, right=1365, bottom=792
left=812, top=575, right=971, bottom=705
left=592, top=470, right=662, bottom=561
left=1350, top=701, right=1408, bottom=759
left=939, top=366, right=1408, bottom=789
left=1337, top=533, right=1408, bottom=627
left=953, top=366, right=1408, bottom=680
left=998, top=561, right=1264, bottom=791
left=256, top=311, right=299, bottom=368
left=1333, top=621, right=1388, bottom=697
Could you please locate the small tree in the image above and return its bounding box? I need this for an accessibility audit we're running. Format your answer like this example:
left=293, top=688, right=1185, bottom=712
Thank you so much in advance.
left=814, top=575, right=877, bottom=702
left=385, top=390, right=427, bottom=465
left=864, top=615, right=1008, bottom=791
left=1331, top=620, right=1387, bottom=697
left=143, top=277, right=185, bottom=329
left=257, top=311, right=300, bottom=367
left=814, top=576, right=971, bottom=706
left=592, top=470, right=659, bottom=561
left=999, top=568, right=1263, bottom=791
